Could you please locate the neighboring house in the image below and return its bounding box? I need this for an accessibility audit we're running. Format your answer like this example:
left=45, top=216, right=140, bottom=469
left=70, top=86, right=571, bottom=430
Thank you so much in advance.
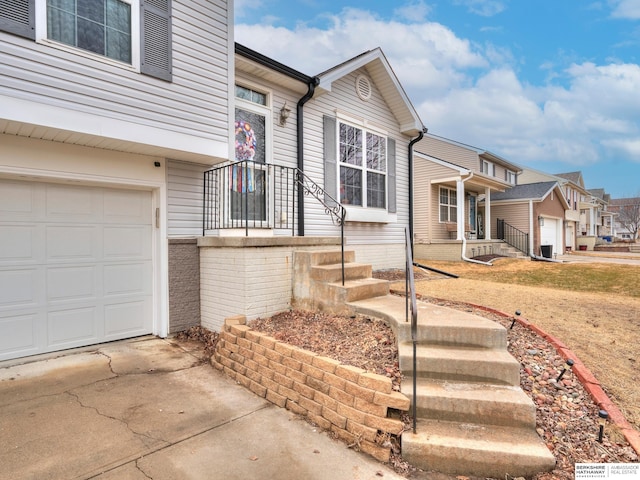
left=0, top=0, right=233, bottom=361
left=587, top=188, right=614, bottom=238
left=609, top=197, right=640, bottom=240
left=519, top=170, right=591, bottom=251
left=489, top=182, right=569, bottom=258
left=196, top=45, right=425, bottom=332
left=412, top=134, right=521, bottom=260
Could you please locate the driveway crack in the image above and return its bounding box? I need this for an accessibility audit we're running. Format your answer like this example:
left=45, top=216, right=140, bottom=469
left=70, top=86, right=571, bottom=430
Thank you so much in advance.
left=65, top=390, right=167, bottom=448
left=135, top=458, right=154, bottom=479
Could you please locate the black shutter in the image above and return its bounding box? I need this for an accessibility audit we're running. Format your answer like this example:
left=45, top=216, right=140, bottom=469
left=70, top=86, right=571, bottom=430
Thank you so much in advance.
left=387, top=138, right=396, bottom=213
left=323, top=115, right=337, bottom=206
left=140, top=0, right=172, bottom=81
left=0, top=0, right=35, bottom=39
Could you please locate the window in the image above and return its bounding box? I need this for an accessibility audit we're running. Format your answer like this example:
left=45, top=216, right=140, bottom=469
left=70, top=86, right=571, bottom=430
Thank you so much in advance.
left=231, top=84, right=271, bottom=222
left=506, top=170, right=516, bottom=185
left=439, top=187, right=457, bottom=222
left=47, top=0, right=132, bottom=63
left=1, top=0, right=171, bottom=80
left=338, top=121, right=387, bottom=208
left=482, top=160, right=495, bottom=177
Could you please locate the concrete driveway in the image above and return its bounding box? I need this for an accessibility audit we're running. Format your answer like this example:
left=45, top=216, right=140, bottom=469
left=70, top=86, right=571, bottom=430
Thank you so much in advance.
left=0, top=337, right=409, bottom=480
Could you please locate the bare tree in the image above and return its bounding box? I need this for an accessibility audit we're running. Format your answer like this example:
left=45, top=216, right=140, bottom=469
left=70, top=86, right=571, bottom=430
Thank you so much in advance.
left=611, top=195, right=640, bottom=240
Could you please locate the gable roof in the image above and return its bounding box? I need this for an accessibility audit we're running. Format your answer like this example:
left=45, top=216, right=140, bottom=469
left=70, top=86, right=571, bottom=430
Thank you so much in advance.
left=555, top=171, right=584, bottom=186
left=315, top=48, right=424, bottom=137
left=418, top=133, right=522, bottom=172
left=490, top=181, right=562, bottom=203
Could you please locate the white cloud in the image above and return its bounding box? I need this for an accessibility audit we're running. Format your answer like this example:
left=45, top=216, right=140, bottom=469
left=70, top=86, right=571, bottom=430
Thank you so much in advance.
left=453, top=0, right=508, bottom=17
left=393, top=0, right=432, bottom=22
left=611, top=0, right=640, bottom=19
left=235, top=6, right=640, bottom=172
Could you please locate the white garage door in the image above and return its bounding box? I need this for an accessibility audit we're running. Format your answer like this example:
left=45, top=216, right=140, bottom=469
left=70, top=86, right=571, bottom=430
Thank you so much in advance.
left=540, top=217, right=559, bottom=256
left=0, top=180, right=153, bottom=361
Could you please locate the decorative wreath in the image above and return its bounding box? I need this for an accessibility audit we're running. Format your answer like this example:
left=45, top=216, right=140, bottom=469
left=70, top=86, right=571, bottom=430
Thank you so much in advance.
left=235, top=120, right=257, bottom=161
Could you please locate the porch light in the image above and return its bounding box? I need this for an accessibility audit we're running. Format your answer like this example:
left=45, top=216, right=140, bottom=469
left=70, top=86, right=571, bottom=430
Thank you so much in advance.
left=598, top=410, right=608, bottom=442
left=279, top=102, right=291, bottom=126
left=538, top=216, right=544, bottom=226
left=555, top=358, right=574, bottom=382
left=510, top=310, right=521, bottom=329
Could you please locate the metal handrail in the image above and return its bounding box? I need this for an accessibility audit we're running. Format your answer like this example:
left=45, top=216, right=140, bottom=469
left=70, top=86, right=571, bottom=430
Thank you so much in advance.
left=203, top=161, right=347, bottom=284
left=404, top=226, right=418, bottom=433
left=294, top=169, right=346, bottom=285
left=497, top=218, right=530, bottom=256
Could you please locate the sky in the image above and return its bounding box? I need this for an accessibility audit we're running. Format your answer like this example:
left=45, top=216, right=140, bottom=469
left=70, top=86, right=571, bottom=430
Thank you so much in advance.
left=234, top=0, right=640, bottom=198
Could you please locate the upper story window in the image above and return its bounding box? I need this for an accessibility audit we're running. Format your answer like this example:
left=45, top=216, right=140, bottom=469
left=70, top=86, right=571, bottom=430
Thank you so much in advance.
left=47, top=0, right=133, bottom=64
left=1, top=0, right=171, bottom=80
left=506, top=170, right=516, bottom=185
left=439, top=187, right=457, bottom=222
left=482, top=160, right=495, bottom=177
left=338, top=120, right=387, bottom=208
left=573, top=191, right=578, bottom=211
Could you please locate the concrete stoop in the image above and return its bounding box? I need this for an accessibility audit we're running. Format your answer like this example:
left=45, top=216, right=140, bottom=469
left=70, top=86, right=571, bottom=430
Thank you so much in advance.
left=292, top=249, right=389, bottom=313
left=348, top=294, right=556, bottom=478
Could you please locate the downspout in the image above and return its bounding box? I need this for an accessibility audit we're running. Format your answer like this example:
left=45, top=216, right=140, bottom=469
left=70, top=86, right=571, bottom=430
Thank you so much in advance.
left=460, top=173, right=492, bottom=266
left=408, top=128, right=427, bottom=252
left=296, top=76, right=320, bottom=237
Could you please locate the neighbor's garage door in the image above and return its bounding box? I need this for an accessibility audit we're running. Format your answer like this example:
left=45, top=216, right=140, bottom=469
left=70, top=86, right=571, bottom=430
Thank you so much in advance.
left=0, top=179, right=153, bottom=361
left=540, top=217, right=558, bottom=256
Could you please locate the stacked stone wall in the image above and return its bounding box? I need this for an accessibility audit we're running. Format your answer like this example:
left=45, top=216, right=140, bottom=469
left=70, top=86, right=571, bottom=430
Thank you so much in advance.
left=212, top=316, right=410, bottom=462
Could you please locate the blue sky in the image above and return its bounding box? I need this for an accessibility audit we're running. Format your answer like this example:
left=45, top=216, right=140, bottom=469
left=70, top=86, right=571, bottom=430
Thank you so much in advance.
left=235, top=0, right=640, bottom=198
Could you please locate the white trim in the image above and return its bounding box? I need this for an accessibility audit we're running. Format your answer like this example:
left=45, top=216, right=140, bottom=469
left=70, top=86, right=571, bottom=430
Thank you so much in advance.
left=35, top=0, right=141, bottom=71
left=344, top=206, right=396, bottom=223
left=2, top=95, right=228, bottom=161
left=335, top=109, right=388, bottom=136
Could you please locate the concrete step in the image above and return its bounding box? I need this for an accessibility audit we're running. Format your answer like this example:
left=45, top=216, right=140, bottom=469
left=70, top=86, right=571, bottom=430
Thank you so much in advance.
left=398, top=343, right=520, bottom=386
left=402, top=419, right=556, bottom=479
left=296, top=249, right=356, bottom=266
left=311, top=262, right=372, bottom=283
left=348, top=294, right=507, bottom=348
left=401, top=379, right=536, bottom=428
left=323, top=277, right=390, bottom=303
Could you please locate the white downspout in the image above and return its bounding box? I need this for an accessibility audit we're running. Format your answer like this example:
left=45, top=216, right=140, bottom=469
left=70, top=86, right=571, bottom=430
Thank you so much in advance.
left=459, top=173, right=492, bottom=266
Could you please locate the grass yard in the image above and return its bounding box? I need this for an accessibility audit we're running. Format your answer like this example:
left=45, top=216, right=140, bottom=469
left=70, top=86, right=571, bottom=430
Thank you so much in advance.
left=401, top=258, right=640, bottom=431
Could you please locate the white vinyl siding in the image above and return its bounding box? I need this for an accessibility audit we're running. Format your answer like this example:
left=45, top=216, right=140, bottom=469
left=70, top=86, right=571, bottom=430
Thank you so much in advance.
left=0, top=0, right=229, bottom=145
left=301, top=68, right=411, bottom=268
left=167, top=160, right=210, bottom=237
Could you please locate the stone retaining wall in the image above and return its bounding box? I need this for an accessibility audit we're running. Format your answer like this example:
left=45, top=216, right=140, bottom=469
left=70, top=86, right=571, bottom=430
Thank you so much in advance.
left=212, top=316, right=410, bottom=463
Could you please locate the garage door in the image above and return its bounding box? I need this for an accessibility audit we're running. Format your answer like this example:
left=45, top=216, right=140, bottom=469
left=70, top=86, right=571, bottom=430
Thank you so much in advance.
left=540, top=217, right=559, bottom=256
left=0, top=180, right=153, bottom=361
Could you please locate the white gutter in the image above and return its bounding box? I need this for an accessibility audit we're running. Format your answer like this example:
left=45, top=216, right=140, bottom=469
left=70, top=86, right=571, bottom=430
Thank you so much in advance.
left=459, top=173, right=492, bottom=266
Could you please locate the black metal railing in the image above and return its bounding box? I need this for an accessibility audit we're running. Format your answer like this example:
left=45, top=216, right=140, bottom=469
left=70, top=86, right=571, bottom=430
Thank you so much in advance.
left=497, top=218, right=529, bottom=256
left=203, top=160, right=347, bottom=283
left=404, top=227, right=418, bottom=434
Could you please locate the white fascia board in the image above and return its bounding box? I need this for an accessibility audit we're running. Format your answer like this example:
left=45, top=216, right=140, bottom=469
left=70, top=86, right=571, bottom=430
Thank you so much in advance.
left=1, top=94, right=228, bottom=162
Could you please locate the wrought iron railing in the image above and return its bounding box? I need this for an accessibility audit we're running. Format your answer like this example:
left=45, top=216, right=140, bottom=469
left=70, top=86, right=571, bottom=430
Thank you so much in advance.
left=203, top=160, right=347, bottom=283
left=497, top=218, right=529, bottom=256
left=404, top=227, right=418, bottom=433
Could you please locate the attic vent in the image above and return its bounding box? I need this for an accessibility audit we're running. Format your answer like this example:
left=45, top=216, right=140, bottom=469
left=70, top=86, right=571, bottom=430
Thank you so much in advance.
left=355, top=75, right=372, bottom=101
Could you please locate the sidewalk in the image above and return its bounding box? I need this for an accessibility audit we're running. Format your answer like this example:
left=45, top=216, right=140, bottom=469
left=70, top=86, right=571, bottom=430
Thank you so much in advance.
left=0, top=337, right=410, bottom=480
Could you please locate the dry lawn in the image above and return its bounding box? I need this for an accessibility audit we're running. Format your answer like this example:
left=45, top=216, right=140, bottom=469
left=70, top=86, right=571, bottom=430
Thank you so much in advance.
left=399, top=258, right=640, bottom=431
